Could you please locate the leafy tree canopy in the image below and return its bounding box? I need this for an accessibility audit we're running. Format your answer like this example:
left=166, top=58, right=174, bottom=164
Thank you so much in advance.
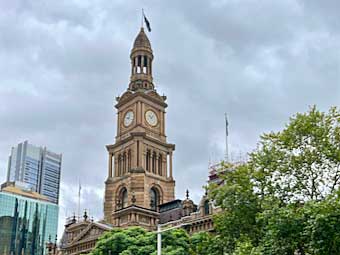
left=89, top=227, right=190, bottom=255
left=207, top=106, right=340, bottom=255
left=250, top=106, right=340, bottom=202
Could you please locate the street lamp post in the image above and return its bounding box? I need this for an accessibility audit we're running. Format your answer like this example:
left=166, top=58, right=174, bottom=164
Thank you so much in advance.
left=157, top=220, right=189, bottom=255
left=157, top=224, right=162, bottom=255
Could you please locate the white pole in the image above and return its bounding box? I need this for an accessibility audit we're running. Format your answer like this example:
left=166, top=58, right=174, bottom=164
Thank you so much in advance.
left=157, top=224, right=162, bottom=255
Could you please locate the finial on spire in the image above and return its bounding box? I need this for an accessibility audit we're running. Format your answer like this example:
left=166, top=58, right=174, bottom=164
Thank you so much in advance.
left=186, top=189, right=189, bottom=199
left=83, top=209, right=88, bottom=221
left=71, top=213, right=76, bottom=224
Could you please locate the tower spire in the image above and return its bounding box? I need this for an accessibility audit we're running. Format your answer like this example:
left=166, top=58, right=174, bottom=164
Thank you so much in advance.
left=129, top=28, right=154, bottom=91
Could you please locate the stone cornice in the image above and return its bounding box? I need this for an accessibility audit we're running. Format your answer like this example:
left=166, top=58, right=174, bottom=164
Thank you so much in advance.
left=115, top=90, right=167, bottom=109
left=106, top=132, right=175, bottom=152
left=113, top=205, right=160, bottom=217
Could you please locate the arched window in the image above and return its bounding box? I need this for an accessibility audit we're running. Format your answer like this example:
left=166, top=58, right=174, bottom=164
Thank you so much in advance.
left=121, top=188, right=128, bottom=208
left=204, top=200, right=210, bottom=215
left=150, top=188, right=159, bottom=211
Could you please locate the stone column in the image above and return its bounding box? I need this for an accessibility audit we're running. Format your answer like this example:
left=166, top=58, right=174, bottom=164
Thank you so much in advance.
left=162, top=112, right=165, bottom=134
left=124, top=152, right=128, bottom=174
left=135, top=57, right=138, bottom=73
left=139, top=141, right=144, bottom=169
left=108, top=153, right=113, bottom=178
left=169, top=151, right=173, bottom=179
left=155, top=152, right=159, bottom=175
left=117, top=112, right=120, bottom=135
left=142, top=150, right=146, bottom=171
left=150, top=57, right=152, bottom=75
left=136, top=102, right=141, bottom=124
left=163, top=153, right=166, bottom=177
left=114, top=158, right=118, bottom=177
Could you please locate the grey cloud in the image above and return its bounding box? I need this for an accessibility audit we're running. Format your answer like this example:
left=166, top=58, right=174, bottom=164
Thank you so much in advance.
left=0, top=0, right=339, bottom=238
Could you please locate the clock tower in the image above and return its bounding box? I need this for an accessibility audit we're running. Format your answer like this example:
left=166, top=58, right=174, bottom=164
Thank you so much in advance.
left=104, top=28, right=175, bottom=229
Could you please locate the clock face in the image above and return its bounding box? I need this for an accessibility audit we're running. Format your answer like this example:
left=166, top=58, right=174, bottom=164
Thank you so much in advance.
left=123, top=110, right=134, bottom=127
left=145, top=110, right=158, bottom=126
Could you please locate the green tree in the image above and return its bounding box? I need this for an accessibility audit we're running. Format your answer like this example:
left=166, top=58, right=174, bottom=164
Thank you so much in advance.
left=209, top=164, right=261, bottom=253
left=190, top=232, right=224, bottom=255
left=207, top=106, right=340, bottom=255
left=89, top=227, right=190, bottom=255
left=304, top=192, right=340, bottom=255
left=259, top=203, right=308, bottom=254
left=250, top=106, right=340, bottom=202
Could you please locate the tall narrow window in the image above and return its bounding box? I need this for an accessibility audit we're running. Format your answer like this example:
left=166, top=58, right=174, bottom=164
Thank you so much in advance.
left=143, top=56, right=147, bottom=73
left=146, top=150, right=150, bottom=171
left=123, top=152, right=126, bottom=174
left=137, top=55, right=142, bottom=73
left=204, top=200, right=210, bottom=215
left=128, top=150, right=131, bottom=172
left=152, top=152, right=156, bottom=174
left=158, top=154, right=162, bottom=176
left=118, top=154, right=122, bottom=176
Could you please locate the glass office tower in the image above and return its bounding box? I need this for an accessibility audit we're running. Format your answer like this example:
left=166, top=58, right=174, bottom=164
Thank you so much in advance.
left=6, top=141, right=62, bottom=204
left=0, top=185, right=59, bottom=255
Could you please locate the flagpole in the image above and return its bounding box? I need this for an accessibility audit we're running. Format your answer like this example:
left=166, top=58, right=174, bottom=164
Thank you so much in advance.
left=141, top=9, right=144, bottom=28
left=225, top=113, right=229, bottom=162
left=78, top=179, right=81, bottom=220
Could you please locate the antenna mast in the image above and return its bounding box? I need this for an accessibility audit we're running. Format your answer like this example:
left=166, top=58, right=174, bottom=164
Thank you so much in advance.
left=78, top=180, right=81, bottom=220
left=225, top=113, right=229, bottom=163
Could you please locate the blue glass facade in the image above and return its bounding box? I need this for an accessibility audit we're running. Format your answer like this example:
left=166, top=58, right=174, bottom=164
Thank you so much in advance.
left=7, top=141, right=62, bottom=204
left=0, top=191, right=58, bottom=255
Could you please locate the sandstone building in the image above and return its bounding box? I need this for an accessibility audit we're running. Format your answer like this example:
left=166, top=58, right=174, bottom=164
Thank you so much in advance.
left=59, top=27, right=218, bottom=255
left=104, top=27, right=176, bottom=230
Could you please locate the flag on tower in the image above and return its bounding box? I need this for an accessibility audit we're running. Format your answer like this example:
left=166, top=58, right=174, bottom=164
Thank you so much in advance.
left=143, top=12, right=151, bottom=32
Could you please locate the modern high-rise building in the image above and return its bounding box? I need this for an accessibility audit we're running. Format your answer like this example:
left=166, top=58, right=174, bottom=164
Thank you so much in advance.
left=0, top=182, right=59, bottom=255
left=6, top=141, right=62, bottom=204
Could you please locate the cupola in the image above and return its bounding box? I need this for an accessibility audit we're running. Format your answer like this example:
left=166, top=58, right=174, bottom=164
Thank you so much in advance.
left=129, top=28, right=154, bottom=91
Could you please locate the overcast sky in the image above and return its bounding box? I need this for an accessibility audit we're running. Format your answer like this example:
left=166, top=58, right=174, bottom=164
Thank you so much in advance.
left=1, top=0, right=340, bottom=238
